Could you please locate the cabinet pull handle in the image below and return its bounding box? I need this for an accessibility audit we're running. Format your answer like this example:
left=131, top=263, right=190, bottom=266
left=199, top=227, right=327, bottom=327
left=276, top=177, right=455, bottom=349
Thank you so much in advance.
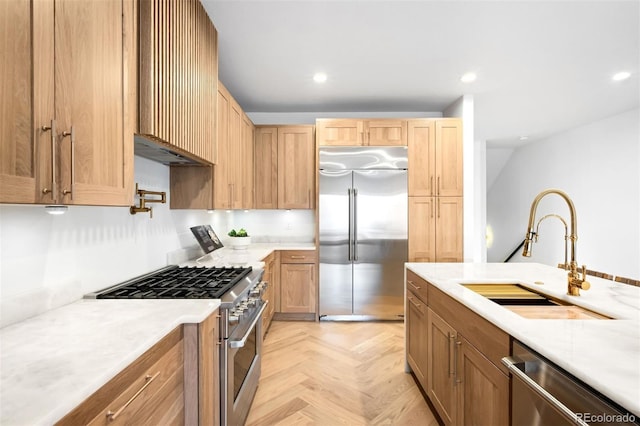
left=106, top=371, right=160, bottom=421
left=437, top=198, right=440, bottom=218
left=41, top=120, right=57, bottom=201
left=408, top=296, right=421, bottom=308
left=61, top=127, right=75, bottom=200
left=454, top=340, right=462, bottom=384
left=289, top=255, right=305, bottom=259
left=437, top=176, right=440, bottom=196
left=431, top=199, right=434, bottom=218
left=408, top=280, right=420, bottom=290
left=448, top=333, right=455, bottom=377
left=430, top=176, right=433, bottom=196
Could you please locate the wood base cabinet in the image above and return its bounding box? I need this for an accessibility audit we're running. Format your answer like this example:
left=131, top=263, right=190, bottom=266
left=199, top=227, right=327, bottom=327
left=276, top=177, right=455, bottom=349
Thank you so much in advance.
left=57, top=327, right=185, bottom=426
left=277, top=250, right=317, bottom=320
left=406, top=271, right=510, bottom=426
left=1, top=0, right=135, bottom=206
left=406, top=288, right=429, bottom=391
left=261, top=250, right=280, bottom=337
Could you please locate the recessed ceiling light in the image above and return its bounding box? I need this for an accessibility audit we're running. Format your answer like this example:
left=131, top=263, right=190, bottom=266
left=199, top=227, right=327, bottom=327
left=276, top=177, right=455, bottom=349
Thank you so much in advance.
left=460, top=72, right=477, bottom=83
left=313, top=73, right=327, bottom=83
left=612, top=71, right=631, bottom=81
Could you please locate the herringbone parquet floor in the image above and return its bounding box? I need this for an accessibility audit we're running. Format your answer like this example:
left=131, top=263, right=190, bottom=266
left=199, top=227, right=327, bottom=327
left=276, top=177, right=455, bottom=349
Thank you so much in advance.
left=246, top=320, right=439, bottom=426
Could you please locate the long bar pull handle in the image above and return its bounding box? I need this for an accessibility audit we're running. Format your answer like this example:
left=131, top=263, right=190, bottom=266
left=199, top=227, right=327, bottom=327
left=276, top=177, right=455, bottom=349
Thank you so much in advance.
left=501, top=357, right=589, bottom=426
left=454, top=340, right=462, bottom=384
left=407, top=296, right=421, bottom=308
left=437, top=198, right=441, bottom=218
left=353, top=188, right=359, bottom=261
left=431, top=199, right=434, bottom=218
left=437, top=176, right=440, bottom=196
left=448, top=333, right=454, bottom=377
left=430, top=176, right=434, bottom=196
left=41, top=119, right=57, bottom=201
left=408, top=280, right=420, bottom=291
left=61, top=126, right=75, bottom=200
left=106, top=371, right=160, bottom=421
left=229, top=302, right=268, bottom=348
left=348, top=188, right=353, bottom=261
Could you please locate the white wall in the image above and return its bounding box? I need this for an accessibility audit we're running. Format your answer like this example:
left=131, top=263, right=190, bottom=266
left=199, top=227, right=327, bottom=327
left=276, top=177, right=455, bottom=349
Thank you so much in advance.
left=444, top=95, right=482, bottom=262
left=487, top=108, right=640, bottom=279
left=0, top=157, right=314, bottom=327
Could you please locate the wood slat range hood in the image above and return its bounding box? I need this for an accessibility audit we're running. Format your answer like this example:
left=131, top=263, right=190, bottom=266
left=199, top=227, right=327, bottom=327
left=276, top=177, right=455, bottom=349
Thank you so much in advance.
left=135, top=0, right=218, bottom=167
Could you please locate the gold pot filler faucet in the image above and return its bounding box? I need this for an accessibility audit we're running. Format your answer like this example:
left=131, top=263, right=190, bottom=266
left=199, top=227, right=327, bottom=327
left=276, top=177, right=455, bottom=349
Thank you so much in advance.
left=522, top=188, right=590, bottom=296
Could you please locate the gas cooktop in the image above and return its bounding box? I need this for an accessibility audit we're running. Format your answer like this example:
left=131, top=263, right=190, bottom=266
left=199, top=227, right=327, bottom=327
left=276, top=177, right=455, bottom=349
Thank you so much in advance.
left=92, top=265, right=253, bottom=299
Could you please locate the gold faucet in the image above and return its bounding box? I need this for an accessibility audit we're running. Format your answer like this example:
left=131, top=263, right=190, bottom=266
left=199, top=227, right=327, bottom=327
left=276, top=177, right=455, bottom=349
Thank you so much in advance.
left=522, top=189, right=590, bottom=296
left=130, top=183, right=166, bottom=218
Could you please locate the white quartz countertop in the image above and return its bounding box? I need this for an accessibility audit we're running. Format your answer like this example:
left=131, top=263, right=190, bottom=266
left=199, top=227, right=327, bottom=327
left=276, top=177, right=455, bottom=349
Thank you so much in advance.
left=406, top=262, right=640, bottom=417
left=0, top=242, right=315, bottom=425
left=181, top=243, right=316, bottom=269
left=0, top=298, right=220, bottom=426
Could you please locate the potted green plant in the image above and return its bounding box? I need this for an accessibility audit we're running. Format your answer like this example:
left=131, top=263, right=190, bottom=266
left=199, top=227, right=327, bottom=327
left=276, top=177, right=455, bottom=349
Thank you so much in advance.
left=228, top=228, right=251, bottom=250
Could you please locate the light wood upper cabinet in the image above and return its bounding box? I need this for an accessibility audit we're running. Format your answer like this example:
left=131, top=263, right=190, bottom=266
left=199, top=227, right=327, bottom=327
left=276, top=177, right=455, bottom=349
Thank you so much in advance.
left=409, top=196, right=463, bottom=262
left=278, top=126, right=315, bottom=209
left=0, top=0, right=42, bottom=203
left=170, top=83, right=254, bottom=210
left=364, top=120, right=407, bottom=146
left=316, top=119, right=363, bottom=146
left=254, top=125, right=315, bottom=210
left=435, top=120, right=463, bottom=197
left=254, top=127, right=278, bottom=209
left=316, top=119, right=407, bottom=146
left=1, top=0, right=135, bottom=206
left=241, top=113, right=255, bottom=209
left=408, top=118, right=462, bottom=197
left=138, top=0, right=218, bottom=164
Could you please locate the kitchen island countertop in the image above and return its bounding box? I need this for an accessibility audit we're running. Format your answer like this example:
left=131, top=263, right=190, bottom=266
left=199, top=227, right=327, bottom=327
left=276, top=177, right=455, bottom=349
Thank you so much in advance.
left=406, top=262, right=640, bottom=417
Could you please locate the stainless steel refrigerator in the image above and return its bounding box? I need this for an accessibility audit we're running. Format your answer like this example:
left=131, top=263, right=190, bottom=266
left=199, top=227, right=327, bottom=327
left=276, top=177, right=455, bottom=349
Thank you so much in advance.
left=319, top=146, right=408, bottom=320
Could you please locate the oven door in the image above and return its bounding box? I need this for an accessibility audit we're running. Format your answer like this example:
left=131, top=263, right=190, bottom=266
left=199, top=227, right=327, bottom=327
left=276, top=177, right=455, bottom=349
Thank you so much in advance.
left=225, top=302, right=267, bottom=426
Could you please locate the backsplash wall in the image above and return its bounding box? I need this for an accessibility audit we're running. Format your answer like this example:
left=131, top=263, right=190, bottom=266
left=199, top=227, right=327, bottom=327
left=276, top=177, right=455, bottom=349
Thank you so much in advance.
left=0, top=157, right=314, bottom=327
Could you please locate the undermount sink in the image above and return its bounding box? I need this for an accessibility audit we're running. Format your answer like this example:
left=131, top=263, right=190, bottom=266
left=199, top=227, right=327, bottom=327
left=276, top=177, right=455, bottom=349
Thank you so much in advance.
left=461, top=283, right=612, bottom=320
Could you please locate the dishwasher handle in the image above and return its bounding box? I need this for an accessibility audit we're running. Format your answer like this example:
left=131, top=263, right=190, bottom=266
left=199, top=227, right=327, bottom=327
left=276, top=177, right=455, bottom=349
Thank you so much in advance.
left=501, top=356, right=589, bottom=426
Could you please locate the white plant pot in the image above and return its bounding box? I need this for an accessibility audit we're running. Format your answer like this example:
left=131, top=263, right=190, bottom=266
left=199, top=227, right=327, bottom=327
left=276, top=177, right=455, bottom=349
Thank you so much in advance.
left=229, top=236, right=251, bottom=250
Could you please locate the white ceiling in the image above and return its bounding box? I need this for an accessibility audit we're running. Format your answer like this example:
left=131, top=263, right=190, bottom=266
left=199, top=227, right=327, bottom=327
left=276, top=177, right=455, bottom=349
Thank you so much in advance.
left=201, top=0, right=639, bottom=147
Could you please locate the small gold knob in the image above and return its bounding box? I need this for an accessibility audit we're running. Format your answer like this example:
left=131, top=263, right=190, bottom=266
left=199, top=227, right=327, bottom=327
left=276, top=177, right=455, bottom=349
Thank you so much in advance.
left=580, top=281, right=591, bottom=291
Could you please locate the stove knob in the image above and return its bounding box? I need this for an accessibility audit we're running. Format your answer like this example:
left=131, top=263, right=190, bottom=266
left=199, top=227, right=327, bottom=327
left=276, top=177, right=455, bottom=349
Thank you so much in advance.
left=228, top=314, right=239, bottom=325
left=246, top=299, right=256, bottom=307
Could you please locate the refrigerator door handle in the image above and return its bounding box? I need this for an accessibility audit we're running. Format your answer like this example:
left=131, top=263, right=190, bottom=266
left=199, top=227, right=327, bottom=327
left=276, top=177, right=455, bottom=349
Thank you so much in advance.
left=353, top=188, right=359, bottom=261
left=348, top=188, right=353, bottom=261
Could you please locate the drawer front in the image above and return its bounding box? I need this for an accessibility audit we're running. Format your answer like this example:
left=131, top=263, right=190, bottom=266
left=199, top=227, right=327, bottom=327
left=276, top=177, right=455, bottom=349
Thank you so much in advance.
left=58, top=327, right=184, bottom=426
left=406, top=269, right=428, bottom=304
left=280, top=250, right=317, bottom=264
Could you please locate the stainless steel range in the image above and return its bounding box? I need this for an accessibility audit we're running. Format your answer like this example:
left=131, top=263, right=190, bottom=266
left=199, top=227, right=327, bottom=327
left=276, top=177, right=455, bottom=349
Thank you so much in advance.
left=88, top=265, right=266, bottom=426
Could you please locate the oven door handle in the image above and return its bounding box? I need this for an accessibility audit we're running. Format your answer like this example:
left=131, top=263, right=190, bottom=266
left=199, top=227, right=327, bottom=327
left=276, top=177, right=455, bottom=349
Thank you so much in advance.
left=501, top=356, right=589, bottom=426
left=229, top=302, right=268, bottom=349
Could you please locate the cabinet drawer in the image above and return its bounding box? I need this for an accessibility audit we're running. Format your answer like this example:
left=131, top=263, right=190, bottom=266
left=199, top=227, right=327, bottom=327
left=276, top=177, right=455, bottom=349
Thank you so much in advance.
left=406, top=270, right=429, bottom=304
left=58, top=327, right=184, bottom=426
left=280, top=250, right=317, bottom=264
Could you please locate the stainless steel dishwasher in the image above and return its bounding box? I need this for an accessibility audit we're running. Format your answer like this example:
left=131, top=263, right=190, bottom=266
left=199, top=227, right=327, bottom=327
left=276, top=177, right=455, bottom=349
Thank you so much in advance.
left=502, top=341, right=638, bottom=426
